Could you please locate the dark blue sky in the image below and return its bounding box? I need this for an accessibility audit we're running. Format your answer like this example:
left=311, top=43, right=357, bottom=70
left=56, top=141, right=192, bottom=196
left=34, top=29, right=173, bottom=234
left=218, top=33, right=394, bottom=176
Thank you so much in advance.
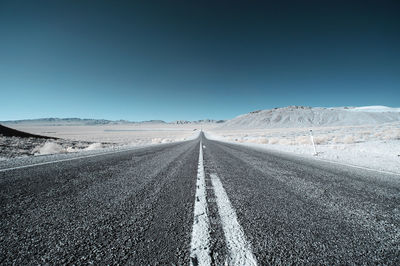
left=1, top=0, right=399, bottom=121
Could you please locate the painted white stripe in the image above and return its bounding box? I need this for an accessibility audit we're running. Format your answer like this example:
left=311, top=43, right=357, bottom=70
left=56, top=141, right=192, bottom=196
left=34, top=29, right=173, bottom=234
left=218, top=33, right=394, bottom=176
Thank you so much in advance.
left=211, top=173, right=257, bottom=265
left=190, top=141, right=211, bottom=265
left=0, top=147, right=142, bottom=173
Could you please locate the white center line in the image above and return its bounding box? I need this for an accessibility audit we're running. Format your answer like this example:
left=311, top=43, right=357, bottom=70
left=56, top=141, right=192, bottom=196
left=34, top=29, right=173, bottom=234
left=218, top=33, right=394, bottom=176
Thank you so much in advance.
left=211, top=173, right=258, bottom=265
left=190, top=141, right=211, bottom=266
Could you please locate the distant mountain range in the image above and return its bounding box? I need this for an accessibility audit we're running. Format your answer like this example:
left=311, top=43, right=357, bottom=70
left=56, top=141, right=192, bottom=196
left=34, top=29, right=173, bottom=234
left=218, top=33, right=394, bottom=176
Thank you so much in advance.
left=1, top=118, right=126, bottom=126
left=2, top=106, right=399, bottom=129
left=1, top=117, right=225, bottom=126
left=171, top=119, right=225, bottom=124
left=217, top=106, right=400, bottom=129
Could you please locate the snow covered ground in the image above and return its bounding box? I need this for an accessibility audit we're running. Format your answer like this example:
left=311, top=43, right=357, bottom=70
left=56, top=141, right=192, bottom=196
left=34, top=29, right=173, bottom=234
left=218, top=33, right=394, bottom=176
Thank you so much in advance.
left=206, top=122, right=400, bottom=174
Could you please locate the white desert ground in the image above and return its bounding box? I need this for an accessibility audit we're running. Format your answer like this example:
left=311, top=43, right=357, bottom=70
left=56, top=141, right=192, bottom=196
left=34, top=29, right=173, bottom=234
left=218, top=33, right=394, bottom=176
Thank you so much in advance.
left=1, top=106, right=399, bottom=174
left=207, top=123, right=400, bottom=174
left=206, top=106, right=400, bottom=174
left=0, top=122, right=208, bottom=158
left=8, top=123, right=206, bottom=144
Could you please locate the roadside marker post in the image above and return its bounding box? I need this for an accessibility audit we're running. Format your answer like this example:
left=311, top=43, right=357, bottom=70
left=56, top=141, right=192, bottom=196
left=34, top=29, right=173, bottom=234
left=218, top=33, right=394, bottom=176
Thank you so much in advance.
left=309, top=129, right=317, bottom=156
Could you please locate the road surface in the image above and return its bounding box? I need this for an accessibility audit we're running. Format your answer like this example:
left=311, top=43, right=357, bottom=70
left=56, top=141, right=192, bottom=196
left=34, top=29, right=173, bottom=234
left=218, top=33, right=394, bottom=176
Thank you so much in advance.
left=1, top=133, right=399, bottom=265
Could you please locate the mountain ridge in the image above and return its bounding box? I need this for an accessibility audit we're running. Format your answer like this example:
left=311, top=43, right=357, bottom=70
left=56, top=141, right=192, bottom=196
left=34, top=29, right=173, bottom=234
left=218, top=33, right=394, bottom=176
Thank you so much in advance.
left=0, top=117, right=223, bottom=126
left=218, top=106, right=400, bottom=129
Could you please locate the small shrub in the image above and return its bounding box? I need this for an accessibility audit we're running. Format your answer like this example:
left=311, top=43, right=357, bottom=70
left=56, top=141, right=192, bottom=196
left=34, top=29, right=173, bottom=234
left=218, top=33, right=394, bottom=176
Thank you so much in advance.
left=258, top=138, right=268, bottom=144
left=85, top=143, right=103, bottom=151
left=343, top=136, right=356, bottom=144
left=313, top=136, right=329, bottom=145
left=268, top=138, right=279, bottom=144
left=152, top=138, right=162, bottom=144
left=33, top=142, right=64, bottom=155
left=381, top=129, right=400, bottom=140
left=295, top=136, right=310, bottom=145
left=279, top=139, right=293, bottom=145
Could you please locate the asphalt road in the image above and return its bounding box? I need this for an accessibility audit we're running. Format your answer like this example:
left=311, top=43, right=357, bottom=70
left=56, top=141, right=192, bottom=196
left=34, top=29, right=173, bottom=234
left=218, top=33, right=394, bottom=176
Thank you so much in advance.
left=1, top=133, right=399, bottom=265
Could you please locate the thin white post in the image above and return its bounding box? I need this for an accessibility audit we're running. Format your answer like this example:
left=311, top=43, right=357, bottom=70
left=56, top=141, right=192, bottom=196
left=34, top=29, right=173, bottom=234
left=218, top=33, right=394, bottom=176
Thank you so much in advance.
left=309, top=129, right=317, bottom=156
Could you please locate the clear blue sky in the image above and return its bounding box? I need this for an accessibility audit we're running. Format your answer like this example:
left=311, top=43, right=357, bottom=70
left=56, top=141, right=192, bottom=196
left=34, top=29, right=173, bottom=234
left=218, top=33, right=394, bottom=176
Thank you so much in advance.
left=1, top=0, right=399, bottom=121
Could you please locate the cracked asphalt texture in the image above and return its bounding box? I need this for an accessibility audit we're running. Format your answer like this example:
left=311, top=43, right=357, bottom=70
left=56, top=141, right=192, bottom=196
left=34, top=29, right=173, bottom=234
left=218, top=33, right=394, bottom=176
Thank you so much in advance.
left=1, top=133, right=399, bottom=265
